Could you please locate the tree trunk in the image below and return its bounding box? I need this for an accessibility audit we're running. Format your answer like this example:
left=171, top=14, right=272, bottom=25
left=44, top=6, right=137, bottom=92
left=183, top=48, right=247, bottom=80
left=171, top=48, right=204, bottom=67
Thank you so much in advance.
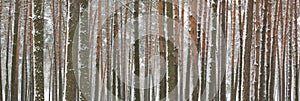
left=231, top=0, right=237, bottom=101
left=254, top=0, right=260, bottom=100
left=243, top=0, right=254, bottom=100
left=158, top=0, right=166, bottom=100
left=220, top=0, right=228, bottom=100
left=66, top=0, right=79, bottom=100
left=259, top=0, right=268, bottom=100
left=11, top=0, right=21, bottom=100
left=133, top=0, right=141, bottom=100
left=21, top=0, right=29, bottom=100
left=209, top=0, right=217, bottom=100
left=0, top=0, right=3, bottom=100
left=292, top=0, right=298, bottom=100
left=95, top=0, right=102, bottom=100
left=33, top=0, right=45, bottom=100
left=270, top=0, right=279, bottom=100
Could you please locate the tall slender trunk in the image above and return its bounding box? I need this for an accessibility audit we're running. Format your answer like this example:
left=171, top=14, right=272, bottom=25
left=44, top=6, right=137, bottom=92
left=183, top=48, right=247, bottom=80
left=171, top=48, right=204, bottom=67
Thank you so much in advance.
left=173, top=0, right=180, bottom=100
left=237, top=0, right=244, bottom=100
left=243, top=0, right=253, bottom=100
left=188, top=0, right=199, bottom=100
left=180, top=0, right=185, bottom=100
left=265, top=0, right=272, bottom=99
left=78, top=0, right=90, bottom=100
left=275, top=0, right=283, bottom=100
left=95, top=0, right=102, bottom=100
left=292, top=0, right=298, bottom=100
left=0, top=0, right=2, bottom=100
left=5, top=1, right=13, bottom=100
left=33, top=0, right=45, bottom=100
left=166, top=1, right=178, bottom=101
left=66, top=0, right=79, bottom=100
left=270, top=0, right=279, bottom=100
left=200, top=0, right=208, bottom=99
left=29, top=0, right=35, bottom=100
left=231, top=0, right=237, bottom=101
left=123, top=0, right=130, bottom=100
left=11, top=0, right=21, bottom=100
left=21, top=0, right=29, bottom=100
left=209, top=0, right=217, bottom=100
left=112, top=1, right=119, bottom=100
left=284, top=0, right=291, bottom=99
left=277, top=0, right=283, bottom=100
left=287, top=7, right=293, bottom=100
left=220, top=0, right=228, bottom=100
left=196, top=0, right=202, bottom=99
left=254, top=0, right=261, bottom=101
left=133, top=0, right=141, bottom=100
left=59, top=1, right=65, bottom=101
left=52, top=0, right=58, bottom=100
left=144, top=1, right=151, bottom=100
left=158, top=0, right=166, bottom=100
left=259, top=0, right=267, bottom=100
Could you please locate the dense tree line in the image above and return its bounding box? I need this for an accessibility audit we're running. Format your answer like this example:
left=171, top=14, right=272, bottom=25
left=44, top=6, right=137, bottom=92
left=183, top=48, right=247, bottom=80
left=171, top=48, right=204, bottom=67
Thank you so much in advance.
left=0, top=0, right=299, bottom=101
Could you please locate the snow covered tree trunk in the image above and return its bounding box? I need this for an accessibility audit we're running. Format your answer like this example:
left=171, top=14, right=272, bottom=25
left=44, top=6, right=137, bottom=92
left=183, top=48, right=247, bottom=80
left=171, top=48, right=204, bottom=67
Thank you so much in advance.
left=270, top=0, right=280, bottom=101
left=28, top=0, right=35, bottom=100
left=237, top=0, right=244, bottom=100
left=1, top=0, right=300, bottom=100
left=265, top=0, right=272, bottom=99
left=208, top=0, right=217, bottom=100
left=254, top=0, right=261, bottom=100
left=243, top=0, right=254, bottom=100
left=78, top=0, right=90, bottom=100
left=5, top=0, right=13, bottom=100
left=292, top=0, right=298, bottom=100
left=287, top=0, right=293, bottom=100
left=33, top=0, right=45, bottom=100
left=259, top=0, right=268, bottom=100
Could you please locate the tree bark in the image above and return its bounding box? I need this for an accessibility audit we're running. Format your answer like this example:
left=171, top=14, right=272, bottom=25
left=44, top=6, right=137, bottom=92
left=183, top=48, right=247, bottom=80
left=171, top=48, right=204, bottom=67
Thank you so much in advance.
left=158, top=0, right=166, bottom=100
left=11, top=0, right=21, bottom=100
left=66, top=0, right=80, bottom=100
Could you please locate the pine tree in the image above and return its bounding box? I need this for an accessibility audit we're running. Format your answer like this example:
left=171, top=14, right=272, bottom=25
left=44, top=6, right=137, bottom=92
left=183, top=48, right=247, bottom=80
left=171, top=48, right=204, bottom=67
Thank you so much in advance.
left=11, top=0, right=21, bottom=100
left=158, top=0, right=166, bottom=100
left=254, top=0, right=261, bottom=100
left=133, top=0, right=141, bottom=100
left=33, top=0, right=45, bottom=100
left=243, top=0, right=254, bottom=100
left=66, top=0, right=79, bottom=100
left=21, top=0, right=29, bottom=100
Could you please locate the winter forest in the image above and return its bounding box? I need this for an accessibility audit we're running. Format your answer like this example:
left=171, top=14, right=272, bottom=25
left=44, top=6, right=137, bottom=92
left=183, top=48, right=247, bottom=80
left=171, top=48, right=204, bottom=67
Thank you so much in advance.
left=0, top=0, right=300, bottom=101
